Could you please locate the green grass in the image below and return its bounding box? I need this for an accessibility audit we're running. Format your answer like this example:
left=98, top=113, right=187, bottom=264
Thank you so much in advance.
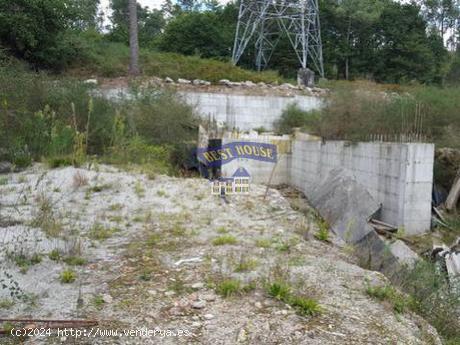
left=63, top=256, right=87, bottom=266
left=314, top=220, right=330, bottom=242
left=88, top=223, right=119, bottom=241
left=70, top=42, right=287, bottom=84
left=366, top=284, right=410, bottom=314
left=60, top=269, right=77, bottom=283
left=212, top=235, right=238, bottom=246
left=255, top=238, right=271, bottom=248
left=0, top=298, right=14, bottom=310
left=216, top=279, right=242, bottom=297
left=48, top=249, right=61, bottom=261
left=92, top=295, right=105, bottom=309
left=267, top=280, right=321, bottom=316
left=234, top=258, right=258, bottom=272
left=0, top=177, right=8, bottom=185
left=8, top=253, right=42, bottom=273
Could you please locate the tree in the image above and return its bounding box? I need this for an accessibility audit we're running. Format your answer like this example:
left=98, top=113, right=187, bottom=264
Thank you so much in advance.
left=109, top=0, right=165, bottom=47
left=128, top=0, right=140, bottom=75
left=373, top=2, right=445, bottom=83
left=0, top=0, right=81, bottom=68
left=158, top=11, right=232, bottom=58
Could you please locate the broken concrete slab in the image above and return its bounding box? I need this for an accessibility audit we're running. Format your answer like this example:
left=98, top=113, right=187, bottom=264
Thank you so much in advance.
left=355, top=231, right=418, bottom=279
left=308, top=167, right=380, bottom=244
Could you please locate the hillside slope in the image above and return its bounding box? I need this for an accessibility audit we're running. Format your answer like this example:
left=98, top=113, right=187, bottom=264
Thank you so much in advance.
left=0, top=165, right=440, bottom=344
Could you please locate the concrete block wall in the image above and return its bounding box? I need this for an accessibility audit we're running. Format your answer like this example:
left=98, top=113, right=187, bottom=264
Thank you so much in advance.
left=180, top=91, right=322, bottom=131
left=291, top=140, right=434, bottom=235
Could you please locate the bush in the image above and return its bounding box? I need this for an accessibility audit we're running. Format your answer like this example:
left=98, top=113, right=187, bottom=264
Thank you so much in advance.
left=394, top=260, right=460, bottom=342
left=299, top=81, right=460, bottom=149
left=275, top=104, right=320, bottom=134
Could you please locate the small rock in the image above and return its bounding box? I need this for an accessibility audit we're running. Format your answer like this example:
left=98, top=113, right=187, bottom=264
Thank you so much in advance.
left=102, top=294, right=113, bottom=303
left=148, top=289, right=157, bottom=296
left=203, top=313, right=214, bottom=320
left=229, top=81, right=242, bottom=87
left=237, top=328, right=248, bottom=342
left=202, top=293, right=216, bottom=302
left=60, top=336, right=67, bottom=342
left=280, top=83, right=297, bottom=90
left=165, top=290, right=176, bottom=297
left=192, top=79, right=202, bottom=85
left=254, top=302, right=262, bottom=309
left=177, top=78, right=191, bottom=84
left=84, top=79, right=98, bottom=85
left=165, top=77, right=174, bottom=83
left=191, top=282, right=205, bottom=290
left=192, top=300, right=206, bottom=309
left=243, top=80, right=256, bottom=87
left=219, top=79, right=231, bottom=86
left=191, top=322, right=202, bottom=328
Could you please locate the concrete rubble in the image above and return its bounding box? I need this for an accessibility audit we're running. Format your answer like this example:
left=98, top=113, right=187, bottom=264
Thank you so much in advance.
left=307, top=167, right=419, bottom=278
left=431, top=238, right=460, bottom=282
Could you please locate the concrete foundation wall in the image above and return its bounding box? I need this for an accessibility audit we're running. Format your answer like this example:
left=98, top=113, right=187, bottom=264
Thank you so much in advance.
left=290, top=140, right=434, bottom=235
left=181, top=91, right=322, bottom=131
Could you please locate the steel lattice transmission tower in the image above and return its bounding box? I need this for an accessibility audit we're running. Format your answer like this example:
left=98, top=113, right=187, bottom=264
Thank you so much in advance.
left=232, top=0, right=324, bottom=78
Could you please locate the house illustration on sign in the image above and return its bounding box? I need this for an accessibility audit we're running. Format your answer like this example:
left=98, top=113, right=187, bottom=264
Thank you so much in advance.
left=211, top=167, right=251, bottom=195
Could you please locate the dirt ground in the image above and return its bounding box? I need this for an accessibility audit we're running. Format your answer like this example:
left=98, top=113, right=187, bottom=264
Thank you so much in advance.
left=0, top=164, right=441, bottom=344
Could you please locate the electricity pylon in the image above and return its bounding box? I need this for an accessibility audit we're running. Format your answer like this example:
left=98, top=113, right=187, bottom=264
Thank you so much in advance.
left=232, top=0, right=324, bottom=77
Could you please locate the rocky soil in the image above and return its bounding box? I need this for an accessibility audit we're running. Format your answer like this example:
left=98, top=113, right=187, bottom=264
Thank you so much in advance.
left=0, top=165, right=441, bottom=344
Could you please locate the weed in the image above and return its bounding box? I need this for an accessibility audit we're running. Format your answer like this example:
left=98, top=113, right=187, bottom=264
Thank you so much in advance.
left=170, top=223, right=187, bottom=237
left=8, top=252, right=42, bottom=273
left=63, top=256, right=87, bottom=266
left=156, top=190, right=167, bottom=197
left=72, top=171, right=89, bottom=189
left=366, top=284, right=409, bottom=314
left=216, top=226, right=229, bottom=234
left=0, top=298, right=14, bottom=309
left=216, top=279, right=242, bottom=297
left=255, top=238, right=271, bottom=248
left=92, top=295, right=105, bottom=309
left=48, top=249, right=61, bottom=261
left=268, top=281, right=291, bottom=301
left=235, top=257, right=258, bottom=272
left=139, top=269, right=152, bottom=281
left=0, top=177, right=8, bottom=185
left=146, top=233, right=161, bottom=246
left=267, top=280, right=321, bottom=316
left=314, top=220, right=330, bottom=242
left=108, top=203, right=123, bottom=211
left=212, top=235, right=237, bottom=246
left=288, top=295, right=322, bottom=316
left=88, top=222, right=119, bottom=241
left=32, top=193, right=63, bottom=237
left=60, top=269, right=76, bottom=283
left=134, top=181, right=145, bottom=198
left=89, top=184, right=111, bottom=193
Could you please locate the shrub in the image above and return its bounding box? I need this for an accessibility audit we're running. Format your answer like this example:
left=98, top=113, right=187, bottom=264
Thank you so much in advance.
left=395, top=260, right=460, bottom=342
left=275, top=104, right=320, bottom=134
left=60, top=269, right=76, bottom=283
left=212, top=235, right=237, bottom=246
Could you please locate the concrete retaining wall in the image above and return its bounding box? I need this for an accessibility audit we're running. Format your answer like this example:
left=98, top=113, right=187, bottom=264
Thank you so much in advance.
left=290, top=140, right=434, bottom=235
left=218, top=137, right=434, bottom=235
left=181, top=91, right=322, bottom=131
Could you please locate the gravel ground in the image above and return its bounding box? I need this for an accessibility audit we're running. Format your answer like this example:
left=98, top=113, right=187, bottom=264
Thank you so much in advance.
left=0, top=164, right=441, bottom=344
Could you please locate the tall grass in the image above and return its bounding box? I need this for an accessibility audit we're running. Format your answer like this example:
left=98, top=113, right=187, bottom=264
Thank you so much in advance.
left=68, top=40, right=286, bottom=83
left=0, top=66, right=198, bottom=172
left=278, top=80, right=460, bottom=150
